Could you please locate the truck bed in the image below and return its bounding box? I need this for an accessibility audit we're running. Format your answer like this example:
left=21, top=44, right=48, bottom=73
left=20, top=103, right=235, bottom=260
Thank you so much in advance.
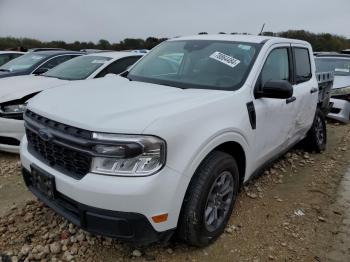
left=316, top=72, right=334, bottom=114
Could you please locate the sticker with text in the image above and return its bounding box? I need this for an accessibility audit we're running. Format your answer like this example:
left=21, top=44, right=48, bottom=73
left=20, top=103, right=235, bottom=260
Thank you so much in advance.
left=238, top=44, right=251, bottom=50
left=91, top=59, right=108, bottom=64
left=31, top=55, right=44, bottom=60
left=209, top=51, right=240, bottom=68
left=335, top=68, right=350, bottom=73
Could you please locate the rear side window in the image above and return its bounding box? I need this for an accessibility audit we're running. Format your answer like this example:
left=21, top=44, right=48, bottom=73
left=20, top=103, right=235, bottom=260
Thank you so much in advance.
left=294, top=48, right=311, bottom=84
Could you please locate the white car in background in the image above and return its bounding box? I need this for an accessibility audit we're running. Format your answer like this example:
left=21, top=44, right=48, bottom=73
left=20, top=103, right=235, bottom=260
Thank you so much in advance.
left=0, top=51, right=143, bottom=153
left=0, top=51, right=25, bottom=66
left=315, top=54, right=350, bottom=123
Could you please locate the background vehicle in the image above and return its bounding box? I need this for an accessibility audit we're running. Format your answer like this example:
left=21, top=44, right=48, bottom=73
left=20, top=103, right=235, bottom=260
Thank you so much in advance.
left=0, top=52, right=143, bottom=153
left=28, top=48, right=66, bottom=52
left=0, top=50, right=83, bottom=79
left=21, top=35, right=327, bottom=247
left=315, top=54, right=350, bottom=123
left=0, top=51, right=24, bottom=66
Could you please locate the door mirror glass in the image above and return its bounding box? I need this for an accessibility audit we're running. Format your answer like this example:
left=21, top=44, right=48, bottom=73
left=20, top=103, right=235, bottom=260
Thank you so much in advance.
left=260, top=80, right=293, bottom=99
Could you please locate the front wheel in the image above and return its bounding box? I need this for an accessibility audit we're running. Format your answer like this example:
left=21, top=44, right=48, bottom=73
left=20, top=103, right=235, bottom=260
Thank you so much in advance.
left=304, top=108, right=327, bottom=152
left=177, top=151, right=239, bottom=247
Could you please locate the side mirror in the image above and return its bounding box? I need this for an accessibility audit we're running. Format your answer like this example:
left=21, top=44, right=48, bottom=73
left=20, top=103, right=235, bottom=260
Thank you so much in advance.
left=33, top=67, right=49, bottom=75
left=257, top=80, right=293, bottom=99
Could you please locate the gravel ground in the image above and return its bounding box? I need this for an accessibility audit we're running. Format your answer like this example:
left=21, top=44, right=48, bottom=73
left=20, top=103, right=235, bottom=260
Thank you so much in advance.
left=0, top=123, right=349, bottom=262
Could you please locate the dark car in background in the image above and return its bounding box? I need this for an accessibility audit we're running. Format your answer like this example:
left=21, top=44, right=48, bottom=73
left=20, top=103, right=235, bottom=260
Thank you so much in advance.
left=0, top=51, right=25, bottom=67
left=0, top=50, right=83, bottom=79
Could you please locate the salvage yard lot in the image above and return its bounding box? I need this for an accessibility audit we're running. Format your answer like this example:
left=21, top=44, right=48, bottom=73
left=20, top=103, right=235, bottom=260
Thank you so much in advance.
left=1, top=123, right=350, bottom=261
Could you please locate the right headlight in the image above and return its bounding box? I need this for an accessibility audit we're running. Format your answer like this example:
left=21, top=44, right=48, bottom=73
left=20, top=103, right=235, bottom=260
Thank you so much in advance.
left=91, top=133, right=166, bottom=176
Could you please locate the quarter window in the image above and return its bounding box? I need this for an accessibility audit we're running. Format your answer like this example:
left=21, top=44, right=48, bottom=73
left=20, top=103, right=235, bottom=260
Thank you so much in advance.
left=261, top=48, right=290, bottom=86
left=96, top=56, right=142, bottom=78
left=294, top=48, right=311, bottom=83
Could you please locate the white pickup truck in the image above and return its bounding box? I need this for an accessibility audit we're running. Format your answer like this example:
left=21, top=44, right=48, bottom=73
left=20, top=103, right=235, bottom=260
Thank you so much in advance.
left=20, top=35, right=327, bottom=246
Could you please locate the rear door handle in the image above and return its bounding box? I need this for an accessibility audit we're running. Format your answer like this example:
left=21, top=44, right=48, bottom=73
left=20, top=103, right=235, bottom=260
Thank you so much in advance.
left=286, top=96, right=296, bottom=104
left=310, top=87, right=318, bottom=94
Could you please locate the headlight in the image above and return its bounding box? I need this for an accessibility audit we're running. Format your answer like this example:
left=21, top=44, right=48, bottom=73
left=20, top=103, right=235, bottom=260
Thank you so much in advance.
left=0, top=104, right=27, bottom=119
left=331, top=86, right=350, bottom=96
left=91, top=133, right=166, bottom=176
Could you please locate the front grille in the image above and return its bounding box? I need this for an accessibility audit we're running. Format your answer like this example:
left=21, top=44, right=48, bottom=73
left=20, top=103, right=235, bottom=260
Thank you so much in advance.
left=24, top=110, right=93, bottom=179
left=25, top=110, right=92, bottom=139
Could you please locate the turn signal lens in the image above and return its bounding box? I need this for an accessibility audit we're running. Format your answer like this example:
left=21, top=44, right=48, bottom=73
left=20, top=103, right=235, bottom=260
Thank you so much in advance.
left=152, top=213, right=168, bottom=223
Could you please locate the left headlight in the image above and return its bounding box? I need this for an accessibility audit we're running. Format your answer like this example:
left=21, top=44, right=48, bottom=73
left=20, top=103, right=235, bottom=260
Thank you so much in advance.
left=91, top=133, right=166, bottom=176
left=0, top=104, right=27, bottom=118
left=331, top=86, right=350, bottom=96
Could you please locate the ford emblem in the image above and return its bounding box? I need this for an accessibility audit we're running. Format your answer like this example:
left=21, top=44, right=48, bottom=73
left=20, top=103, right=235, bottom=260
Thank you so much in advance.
left=38, top=129, right=52, bottom=142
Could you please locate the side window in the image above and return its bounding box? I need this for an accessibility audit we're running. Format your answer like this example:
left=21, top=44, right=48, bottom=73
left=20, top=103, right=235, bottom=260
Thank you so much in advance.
left=95, top=56, right=141, bottom=78
left=11, top=53, right=23, bottom=60
left=261, top=48, right=290, bottom=86
left=293, top=48, right=311, bottom=84
left=38, top=55, right=76, bottom=71
left=0, top=54, right=11, bottom=66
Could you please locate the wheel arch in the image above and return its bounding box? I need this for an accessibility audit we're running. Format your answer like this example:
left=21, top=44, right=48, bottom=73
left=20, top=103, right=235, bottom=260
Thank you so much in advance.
left=176, top=139, right=247, bottom=235
left=213, top=141, right=246, bottom=186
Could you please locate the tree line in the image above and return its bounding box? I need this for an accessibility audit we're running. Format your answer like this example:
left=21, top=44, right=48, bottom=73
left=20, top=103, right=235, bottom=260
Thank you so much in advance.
left=1, top=30, right=349, bottom=52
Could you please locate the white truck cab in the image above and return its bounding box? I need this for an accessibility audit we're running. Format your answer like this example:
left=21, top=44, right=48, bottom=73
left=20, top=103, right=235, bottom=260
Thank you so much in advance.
left=20, top=35, right=326, bottom=246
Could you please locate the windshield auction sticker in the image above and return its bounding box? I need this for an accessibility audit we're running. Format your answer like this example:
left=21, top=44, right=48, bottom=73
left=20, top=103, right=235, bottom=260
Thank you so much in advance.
left=209, top=51, right=240, bottom=68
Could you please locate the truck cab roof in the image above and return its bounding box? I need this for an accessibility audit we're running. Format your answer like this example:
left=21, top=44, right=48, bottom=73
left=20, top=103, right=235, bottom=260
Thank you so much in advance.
left=170, top=34, right=310, bottom=46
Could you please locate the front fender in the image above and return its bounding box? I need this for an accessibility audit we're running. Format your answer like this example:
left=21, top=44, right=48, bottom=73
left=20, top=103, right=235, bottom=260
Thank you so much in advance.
left=181, top=129, right=250, bottom=179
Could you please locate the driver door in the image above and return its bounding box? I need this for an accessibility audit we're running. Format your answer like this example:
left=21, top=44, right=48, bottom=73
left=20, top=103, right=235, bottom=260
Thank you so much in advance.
left=253, top=45, right=296, bottom=167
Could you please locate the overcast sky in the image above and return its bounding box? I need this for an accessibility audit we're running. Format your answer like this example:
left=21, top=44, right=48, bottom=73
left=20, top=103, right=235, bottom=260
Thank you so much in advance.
left=0, top=0, right=349, bottom=43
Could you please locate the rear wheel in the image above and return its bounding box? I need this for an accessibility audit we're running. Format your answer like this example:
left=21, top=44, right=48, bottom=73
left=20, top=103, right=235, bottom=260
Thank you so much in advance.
left=177, top=151, right=239, bottom=247
left=304, top=108, right=327, bottom=152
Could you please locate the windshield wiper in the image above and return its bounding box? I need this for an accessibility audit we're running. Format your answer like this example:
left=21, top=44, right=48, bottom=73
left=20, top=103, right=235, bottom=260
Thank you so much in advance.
left=0, top=69, right=10, bottom=72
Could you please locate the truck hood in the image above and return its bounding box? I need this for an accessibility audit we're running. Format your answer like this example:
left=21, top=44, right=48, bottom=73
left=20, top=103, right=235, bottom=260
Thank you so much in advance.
left=28, top=76, right=231, bottom=134
left=333, top=75, right=350, bottom=89
left=0, top=75, right=68, bottom=103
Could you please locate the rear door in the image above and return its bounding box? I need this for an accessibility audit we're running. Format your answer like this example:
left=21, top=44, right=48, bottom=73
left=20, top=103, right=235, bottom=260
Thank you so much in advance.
left=288, top=45, right=318, bottom=145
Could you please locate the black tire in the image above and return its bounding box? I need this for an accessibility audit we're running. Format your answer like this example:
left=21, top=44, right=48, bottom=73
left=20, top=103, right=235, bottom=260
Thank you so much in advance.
left=177, top=151, right=240, bottom=247
left=304, top=108, right=327, bottom=152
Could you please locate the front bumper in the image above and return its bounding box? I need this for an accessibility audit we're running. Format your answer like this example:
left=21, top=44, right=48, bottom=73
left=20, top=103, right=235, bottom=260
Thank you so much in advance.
left=20, top=137, right=190, bottom=242
left=0, top=117, right=24, bottom=153
left=22, top=168, right=172, bottom=245
left=327, top=98, right=350, bottom=123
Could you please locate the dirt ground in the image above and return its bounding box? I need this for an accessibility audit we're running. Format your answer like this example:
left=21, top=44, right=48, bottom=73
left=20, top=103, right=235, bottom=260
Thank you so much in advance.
left=0, top=123, right=350, bottom=262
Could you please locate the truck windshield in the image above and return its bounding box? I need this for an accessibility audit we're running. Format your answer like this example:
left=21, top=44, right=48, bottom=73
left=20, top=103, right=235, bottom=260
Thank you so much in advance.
left=0, top=53, right=49, bottom=72
left=128, top=40, right=260, bottom=90
left=43, top=56, right=112, bottom=80
left=315, top=57, right=350, bottom=76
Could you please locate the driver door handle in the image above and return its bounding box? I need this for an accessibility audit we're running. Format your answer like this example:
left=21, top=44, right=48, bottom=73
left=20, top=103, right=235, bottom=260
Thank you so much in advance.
left=286, top=96, right=296, bottom=104
left=310, top=87, right=318, bottom=94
